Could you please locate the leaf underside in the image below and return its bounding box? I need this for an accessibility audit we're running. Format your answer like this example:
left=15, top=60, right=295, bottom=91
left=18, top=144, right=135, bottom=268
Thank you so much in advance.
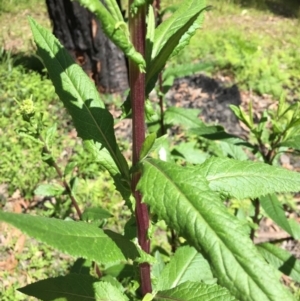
left=257, top=243, right=300, bottom=283
left=155, top=245, right=215, bottom=291
left=18, top=274, right=128, bottom=301
left=259, top=194, right=293, bottom=236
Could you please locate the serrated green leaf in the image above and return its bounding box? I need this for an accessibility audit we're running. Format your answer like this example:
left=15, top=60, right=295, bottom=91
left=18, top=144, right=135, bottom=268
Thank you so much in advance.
left=288, top=218, right=300, bottom=240
left=152, top=251, right=166, bottom=280
left=260, top=194, right=293, bottom=236
left=69, top=177, right=79, bottom=194
left=94, top=281, right=128, bottom=301
left=164, top=107, right=203, bottom=128
left=143, top=293, right=155, bottom=301
left=146, top=4, right=155, bottom=67
left=44, top=123, right=57, bottom=149
left=103, top=264, right=135, bottom=279
left=29, top=18, right=129, bottom=181
left=172, top=142, right=208, bottom=164
left=146, top=0, right=207, bottom=93
left=140, top=133, right=157, bottom=161
left=64, top=161, right=77, bottom=177
left=138, top=158, right=294, bottom=301
left=163, top=62, right=214, bottom=82
left=149, top=134, right=168, bottom=157
left=16, top=131, right=44, bottom=145
left=230, top=105, right=253, bottom=129
left=18, top=274, right=128, bottom=301
left=0, top=212, right=140, bottom=267
left=256, top=111, right=268, bottom=135
left=103, top=230, right=140, bottom=263
left=217, top=140, right=249, bottom=161
left=75, top=0, right=145, bottom=71
left=279, top=135, right=300, bottom=150
left=69, top=258, right=92, bottom=275
left=145, top=99, right=159, bottom=122
left=18, top=274, right=98, bottom=301
left=189, top=125, right=249, bottom=144
left=83, top=141, right=131, bottom=204
left=257, top=243, right=300, bottom=283
left=170, top=10, right=207, bottom=59
left=34, top=183, right=65, bottom=197
left=154, top=281, right=237, bottom=301
left=105, top=0, right=124, bottom=22
left=190, top=126, right=254, bottom=151
left=99, top=275, right=125, bottom=293
left=155, top=245, right=215, bottom=291
left=81, top=207, right=113, bottom=222
left=199, top=157, right=300, bottom=200
left=124, top=216, right=137, bottom=240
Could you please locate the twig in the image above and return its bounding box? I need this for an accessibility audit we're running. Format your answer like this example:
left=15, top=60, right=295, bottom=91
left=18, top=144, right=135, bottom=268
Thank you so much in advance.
left=40, top=136, right=102, bottom=278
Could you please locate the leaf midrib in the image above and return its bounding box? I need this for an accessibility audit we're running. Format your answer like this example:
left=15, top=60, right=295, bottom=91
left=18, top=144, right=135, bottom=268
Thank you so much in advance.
left=171, top=250, right=199, bottom=288
left=145, top=159, right=274, bottom=298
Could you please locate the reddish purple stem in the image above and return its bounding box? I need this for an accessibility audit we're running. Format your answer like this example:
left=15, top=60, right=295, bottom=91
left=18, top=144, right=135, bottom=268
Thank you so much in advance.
left=129, top=2, right=152, bottom=296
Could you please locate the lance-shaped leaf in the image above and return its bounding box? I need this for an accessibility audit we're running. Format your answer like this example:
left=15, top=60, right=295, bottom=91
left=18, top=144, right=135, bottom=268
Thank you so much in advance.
left=279, top=134, right=300, bottom=150
left=145, top=4, right=155, bottom=67
left=84, top=141, right=131, bottom=203
left=190, top=126, right=252, bottom=149
left=146, top=0, right=207, bottom=93
left=18, top=274, right=128, bottom=301
left=29, top=18, right=129, bottom=181
left=75, top=0, right=145, bottom=71
left=289, top=219, right=300, bottom=240
left=104, top=0, right=124, bottom=23
left=94, top=281, right=128, bottom=301
left=138, top=158, right=294, bottom=301
left=172, top=141, right=208, bottom=164
left=198, top=157, right=300, bottom=200
left=0, top=212, right=140, bottom=267
left=164, top=107, right=203, bottom=128
left=154, top=281, right=237, bottom=301
left=257, top=243, right=300, bottom=283
left=18, top=274, right=98, bottom=301
left=155, top=245, right=214, bottom=291
left=259, top=194, right=293, bottom=236
left=140, top=133, right=157, bottom=161
left=81, top=207, right=113, bottom=223
left=34, top=183, right=65, bottom=197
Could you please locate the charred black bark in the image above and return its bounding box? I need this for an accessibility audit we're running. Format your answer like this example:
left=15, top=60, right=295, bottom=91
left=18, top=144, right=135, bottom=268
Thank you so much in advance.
left=46, top=0, right=129, bottom=93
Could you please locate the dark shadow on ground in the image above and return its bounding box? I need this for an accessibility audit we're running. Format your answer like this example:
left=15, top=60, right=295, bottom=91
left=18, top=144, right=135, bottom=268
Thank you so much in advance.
left=13, top=53, right=46, bottom=74
left=0, top=48, right=47, bottom=74
left=166, top=74, right=246, bottom=137
left=233, top=0, right=300, bottom=18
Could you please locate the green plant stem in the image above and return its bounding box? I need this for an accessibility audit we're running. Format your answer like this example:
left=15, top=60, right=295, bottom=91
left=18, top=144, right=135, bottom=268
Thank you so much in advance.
left=129, top=2, right=152, bottom=296
left=40, top=136, right=103, bottom=278
left=251, top=137, right=268, bottom=240
left=40, top=137, right=82, bottom=218
left=252, top=133, right=283, bottom=240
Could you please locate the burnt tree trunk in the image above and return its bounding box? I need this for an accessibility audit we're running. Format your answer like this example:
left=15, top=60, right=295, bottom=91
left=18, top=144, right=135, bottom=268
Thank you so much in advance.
left=46, top=0, right=129, bottom=93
